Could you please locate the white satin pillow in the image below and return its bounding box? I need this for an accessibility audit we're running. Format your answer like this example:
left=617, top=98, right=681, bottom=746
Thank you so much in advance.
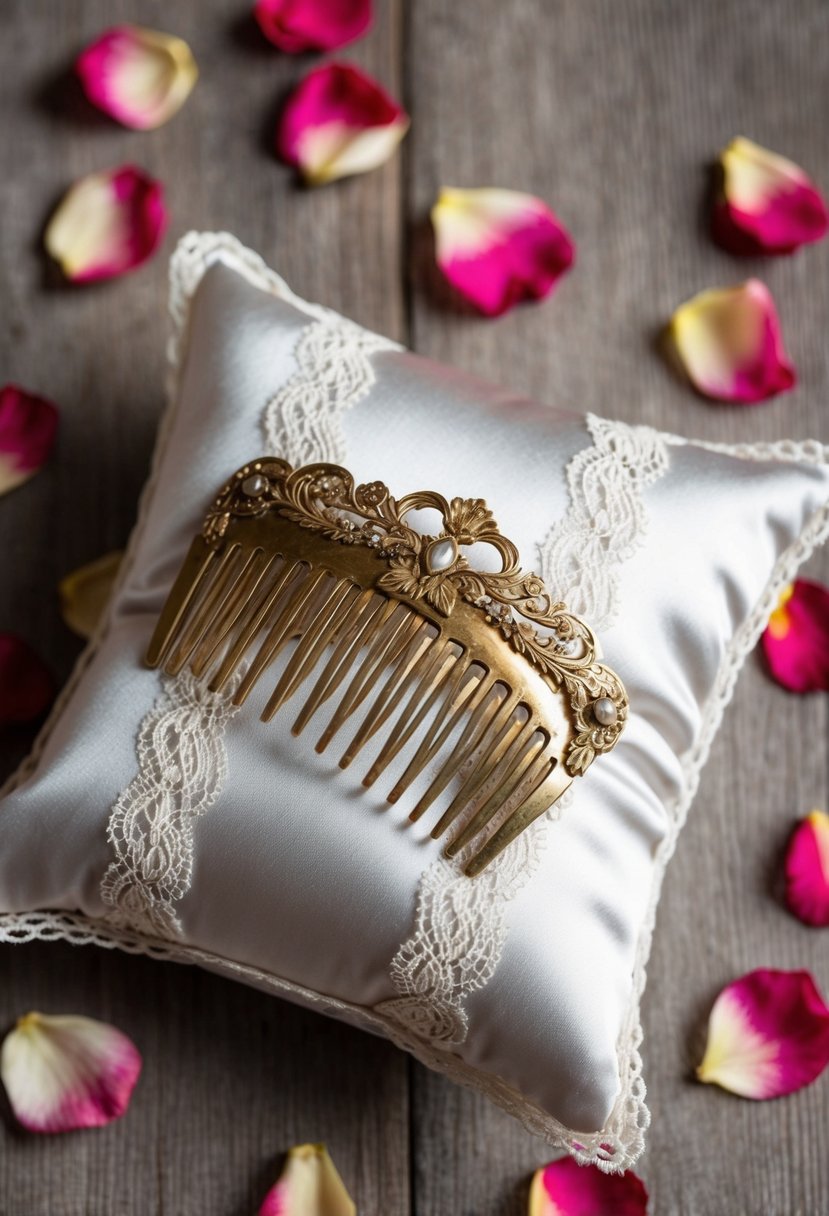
left=2, top=232, right=828, bottom=1172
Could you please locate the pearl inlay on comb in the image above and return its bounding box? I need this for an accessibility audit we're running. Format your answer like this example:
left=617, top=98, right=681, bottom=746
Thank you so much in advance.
left=146, top=458, right=628, bottom=876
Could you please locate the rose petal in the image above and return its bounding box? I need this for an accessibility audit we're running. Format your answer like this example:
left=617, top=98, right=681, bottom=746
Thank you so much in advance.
left=713, top=137, right=829, bottom=256
left=254, top=0, right=372, bottom=52
left=0, top=384, right=59, bottom=497
left=431, top=187, right=575, bottom=317
left=1, top=1012, right=141, bottom=1132
left=528, top=1157, right=649, bottom=1216
left=667, top=279, right=795, bottom=403
left=785, top=811, right=829, bottom=928
left=277, top=62, right=408, bottom=186
left=258, top=1143, right=356, bottom=1216
left=44, top=165, right=167, bottom=283
left=0, top=635, right=54, bottom=728
left=697, top=969, right=829, bottom=1099
left=58, top=550, right=123, bottom=640
left=762, top=579, right=829, bottom=692
left=76, top=25, right=198, bottom=130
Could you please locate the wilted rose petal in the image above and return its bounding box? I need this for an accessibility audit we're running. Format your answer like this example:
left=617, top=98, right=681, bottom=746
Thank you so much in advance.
left=528, top=1157, right=648, bottom=1216
left=44, top=165, right=167, bottom=283
left=76, top=25, right=198, bottom=130
left=277, top=62, right=408, bottom=186
left=785, top=811, right=829, bottom=927
left=0, top=635, right=53, bottom=728
left=59, top=550, right=123, bottom=640
left=697, top=969, right=829, bottom=1099
left=762, top=579, right=829, bottom=692
left=1, top=1012, right=141, bottom=1132
left=431, top=187, right=575, bottom=317
left=713, top=137, right=829, bottom=256
left=254, top=0, right=372, bottom=52
left=668, top=279, right=795, bottom=403
left=0, top=384, right=58, bottom=497
left=259, top=1143, right=356, bottom=1216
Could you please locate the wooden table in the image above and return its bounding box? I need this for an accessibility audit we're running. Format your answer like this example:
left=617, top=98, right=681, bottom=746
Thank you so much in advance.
left=2, top=3, right=828, bottom=1212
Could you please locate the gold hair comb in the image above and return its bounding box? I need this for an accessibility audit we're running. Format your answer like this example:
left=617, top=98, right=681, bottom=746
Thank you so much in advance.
left=146, top=459, right=627, bottom=876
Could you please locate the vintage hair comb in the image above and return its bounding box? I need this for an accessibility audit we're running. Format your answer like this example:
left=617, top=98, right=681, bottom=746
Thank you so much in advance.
left=146, top=459, right=628, bottom=876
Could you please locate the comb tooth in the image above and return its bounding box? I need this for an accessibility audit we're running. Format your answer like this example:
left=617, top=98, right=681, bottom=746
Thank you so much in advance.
left=428, top=701, right=529, bottom=839
left=465, top=759, right=569, bottom=877
left=386, top=661, right=485, bottom=805
left=291, top=591, right=390, bottom=736
left=260, top=578, right=359, bottom=720
left=445, top=732, right=550, bottom=858
left=190, top=548, right=268, bottom=677
left=430, top=715, right=532, bottom=841
left=208, top=557, right=298, bottom=693
left=235, top=567, right=330, bottom=707
left=338, top=626, right=434, bottom=769
left=146, top=540, right=218, bottom=669
left=407, top=679, right=507, bottom=824
left=316, top=604, right=418, bottom=753
left=362, top=640, right=459, bottom=788
left=163, top=543, right=244, bottom=675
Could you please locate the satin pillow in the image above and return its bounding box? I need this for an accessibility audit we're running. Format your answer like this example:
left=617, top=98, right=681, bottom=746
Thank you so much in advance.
left=2, top=232, right=828, bottom=1172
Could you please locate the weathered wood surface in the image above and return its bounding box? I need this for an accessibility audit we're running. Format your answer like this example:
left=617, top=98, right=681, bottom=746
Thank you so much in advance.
left=1, top=2, right=828, bottom=1212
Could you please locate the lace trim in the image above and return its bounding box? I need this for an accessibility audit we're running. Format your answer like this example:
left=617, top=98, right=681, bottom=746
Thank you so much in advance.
left=538, top=413, right=671, bottom=630
left=100, top=671, right=240, bottom=938
left=263, top=316, right=397, bottom=465
left=378, top=416, right=669, bottom=1058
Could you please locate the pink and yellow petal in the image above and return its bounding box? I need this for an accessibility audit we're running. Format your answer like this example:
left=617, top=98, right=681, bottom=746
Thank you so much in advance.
left=431, top=187, right=574, bottom=317
left=0, top=636, right=54, bottom=727
left=44, top=165, right=167, bottom=283
left=762, top=579, right=829, bottom=693
left=76, top=25, right=197, bottom=130
left=697, top=969, right=829, bottom=1099
left=277, top=62, right=408, bottom=185
left=785, top=811, right=829, bottom=927
left=0, top=384, right=58, bottom=496
left=528, top=1156, right=648, bottom=1216
left=59, top=550, right=123, bottom=640
left=713, top=137, right=828, bottom=256
left=259, top=1144, right=356, bottom=1216
left=254, top=0, right=372, bottom=52
left=0, top=1012, right=141, bottom=1132
left=667, top=279, right=795, bottom=403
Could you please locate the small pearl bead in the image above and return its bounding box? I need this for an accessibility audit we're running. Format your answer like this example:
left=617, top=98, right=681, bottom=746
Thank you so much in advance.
left=425, top=538, right=458, bottom=573
left=593, top=697, right=617, bottom=726
left=241, top=474, right=267, bottom=497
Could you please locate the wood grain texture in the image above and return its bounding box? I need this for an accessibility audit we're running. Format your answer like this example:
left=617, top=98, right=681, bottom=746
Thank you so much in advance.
left=1, top=1, right=828, bottom=1213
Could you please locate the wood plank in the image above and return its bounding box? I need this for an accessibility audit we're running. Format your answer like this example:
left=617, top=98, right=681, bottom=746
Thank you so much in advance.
left=405, top=2, right=829, bottom=1213
left=0, top=2, right=409, bottom=1213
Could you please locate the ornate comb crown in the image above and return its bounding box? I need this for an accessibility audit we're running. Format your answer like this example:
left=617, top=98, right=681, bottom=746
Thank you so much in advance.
left=146, top=459, right=628, bottom=876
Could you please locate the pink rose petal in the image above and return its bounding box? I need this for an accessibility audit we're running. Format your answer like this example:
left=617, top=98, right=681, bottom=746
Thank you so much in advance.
left=76, top=25, right=198, bottom=130
left=431, top=186, right=575, bottom=317
left=668, top=279, right=795, bottom=403
left=277, top=62, right=408, bottom=185
left=0, top=1012, right=141, bottom=1132
left=44, top=165, right=167, bottom=283
left=785, top=811, right=829, bottom=927
left=762, top=580, right=829, bottom=693
left=254, top=0, right=372, bottom=52
left=713, top=137, right=829, bottom=256
left=697, top=969, right=829, bottom=1099
left=528, top=1156, right=648, bottom=1216
left=0, top=635, right=54, bottom=728
left=258, top=1143, right=356, bottom=1215
left=0, top=384, right=58, bottom=497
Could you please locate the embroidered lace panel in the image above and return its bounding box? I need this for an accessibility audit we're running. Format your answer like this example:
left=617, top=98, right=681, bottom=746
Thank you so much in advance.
left=100, top=670, right=239, bottom=938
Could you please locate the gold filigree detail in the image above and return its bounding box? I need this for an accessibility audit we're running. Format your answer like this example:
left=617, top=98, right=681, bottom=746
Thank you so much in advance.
left=202, top=459, right=627, bottom=776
